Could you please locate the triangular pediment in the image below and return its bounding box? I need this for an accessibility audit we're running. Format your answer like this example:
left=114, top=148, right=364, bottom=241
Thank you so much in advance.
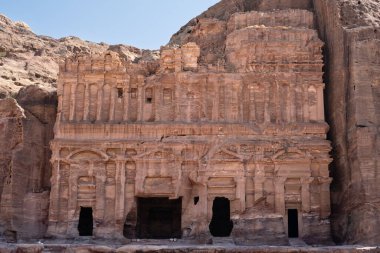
left=277, top=152, right=304, bottom=160
left=272, top=149, right=310, bottom=161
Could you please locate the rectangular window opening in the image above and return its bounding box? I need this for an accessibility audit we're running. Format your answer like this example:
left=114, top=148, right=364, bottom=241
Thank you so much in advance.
left=146, top=88, right=153, bottom=104
left=117, top=88, right=124, bottom=98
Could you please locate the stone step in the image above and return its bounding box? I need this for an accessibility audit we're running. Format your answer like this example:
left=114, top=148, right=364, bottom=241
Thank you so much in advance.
left=288, top=238, right=309, bottom=247
left=212, top=236, right=235, bottom=245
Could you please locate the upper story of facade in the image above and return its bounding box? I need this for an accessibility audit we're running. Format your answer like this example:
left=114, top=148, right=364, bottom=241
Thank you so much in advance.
left=55, top=9, right=327, bottom=141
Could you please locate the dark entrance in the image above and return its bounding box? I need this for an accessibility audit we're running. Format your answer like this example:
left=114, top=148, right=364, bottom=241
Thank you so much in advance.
left=209, top=197, right=233, bottom=237
left=137, top=197, right=182, bottom=239
left=288, top=209, right=299, bottom=238
left=78, top=207, right=93, bottom=236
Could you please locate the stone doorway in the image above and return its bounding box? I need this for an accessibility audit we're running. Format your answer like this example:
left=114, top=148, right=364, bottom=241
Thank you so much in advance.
left=209, top=197, right=233, bottom=237
left=136, top=197, right=182, bottom=239
left=78, top=207, right=93, bottom=236
left=288, top=209, right=299, bottom=238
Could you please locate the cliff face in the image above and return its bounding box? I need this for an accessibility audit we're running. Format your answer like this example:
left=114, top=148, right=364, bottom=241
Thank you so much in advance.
left=0, top=0, right=380, bottom=245
left=0, top=14, right=158, bottom=240
left=313, top=0, right=380, bottom=245
left=0, top=15, right=158, bottom=98
left=170, top=0, right=380, bottom=245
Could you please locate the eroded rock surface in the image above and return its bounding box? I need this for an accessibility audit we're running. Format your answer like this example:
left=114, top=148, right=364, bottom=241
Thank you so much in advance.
left=0, top=0, right=379, bottom=246
left=0, top=85, right=56, bottom=240
left=0, top=14, right=158, bottom=98
left=171, top=0, right=380, bottom=245
left=0, top=14, right=157, bottom=241
left=47, top=7, right=332, bottom=245
left=313, top=0, right=380, bottom=245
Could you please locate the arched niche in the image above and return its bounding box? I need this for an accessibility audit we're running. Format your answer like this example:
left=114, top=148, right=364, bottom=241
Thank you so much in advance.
left=272, top=149, right=310, bottom=161
left=68, top=149, right=108, bottom=161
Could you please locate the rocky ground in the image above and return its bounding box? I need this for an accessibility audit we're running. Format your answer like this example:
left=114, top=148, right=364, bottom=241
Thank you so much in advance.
left=0, top=241, right=379, bottom=253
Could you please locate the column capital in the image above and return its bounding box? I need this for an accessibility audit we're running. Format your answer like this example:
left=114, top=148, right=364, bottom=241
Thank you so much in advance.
left=318, top=177, right=333, bottom=184
left=301, top=177, right=315, bottom=185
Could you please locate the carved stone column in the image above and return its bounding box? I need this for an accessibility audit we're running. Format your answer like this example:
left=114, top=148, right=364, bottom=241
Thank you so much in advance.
left=289, top=83, right=296, bottom=123
left=285, top=85, right=291, bottom=123
left=264, top=86, right=270, bottom=123
left=109, top=87, right=116, bottom=121
left=213, top=82, right=220, bottom=121
left=83, top=83, right=90, bottom=121
left=67, top=167, right=79, bottom=236
left=95, top=164, right=106, bottom=224
left=123, top=86, right=130, bottom=121
left=69, top=83, right=77, bottom=121
left=96, top=85, right=103, bottom=121
left=115, top=160, right=126, bottom=227
left=303, top=86, right=309, bottom=122
left=47, top=161, right=60, bottom=235
left=138, top=86, right=143, bottom=122
left=274, top=177, right=287, bottom=215
left=134, top=161, right=146, bottom=195
left=236, top=176, right=246, bottom=212
left=124, top=161, right=136, bottom=215
left=301, top=177, right=314, bottom=213
left=319, top=177, right=333, bottom=218
left=254, top=164, right=265, bottom=202
left=317, top=84, right=325, bottom=121
left=200, top=180, right=209, bottom=235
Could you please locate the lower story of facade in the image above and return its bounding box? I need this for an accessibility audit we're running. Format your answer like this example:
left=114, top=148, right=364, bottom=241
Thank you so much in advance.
left=47, top=136, right=332, bottom=245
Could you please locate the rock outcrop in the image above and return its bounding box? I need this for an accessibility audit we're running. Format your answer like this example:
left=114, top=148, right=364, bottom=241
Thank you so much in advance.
left=170, top=0, right=380, bottom=245
left=0, top=14, right=158, bottom=98
left=313, top=0, right=380, bottom=245
left=0, top=85, right=56, bottom=240
left=0, top=14, right=158, bottom=240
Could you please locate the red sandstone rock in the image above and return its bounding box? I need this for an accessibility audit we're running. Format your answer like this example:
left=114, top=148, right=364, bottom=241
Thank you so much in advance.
left=0, top=0, right=379, bottom=246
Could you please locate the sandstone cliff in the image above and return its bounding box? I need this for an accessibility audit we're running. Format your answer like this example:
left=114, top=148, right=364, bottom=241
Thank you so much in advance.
left=313, top=0, right=380, bottom=245
left=0, top=14, right=158, bottom=98
left=169, top=0, right=380, bottom=245
left=0, top=14, right=158, bottom=240
left=0, top=0, right=380, bottom=245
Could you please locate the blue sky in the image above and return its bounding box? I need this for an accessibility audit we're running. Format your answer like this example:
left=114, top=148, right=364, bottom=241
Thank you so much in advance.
left=0, top=0, right=220, bottom=49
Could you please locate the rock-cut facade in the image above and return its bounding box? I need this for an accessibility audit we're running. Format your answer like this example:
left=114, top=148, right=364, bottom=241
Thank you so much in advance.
left=47, top=9, right=333, bottom=245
